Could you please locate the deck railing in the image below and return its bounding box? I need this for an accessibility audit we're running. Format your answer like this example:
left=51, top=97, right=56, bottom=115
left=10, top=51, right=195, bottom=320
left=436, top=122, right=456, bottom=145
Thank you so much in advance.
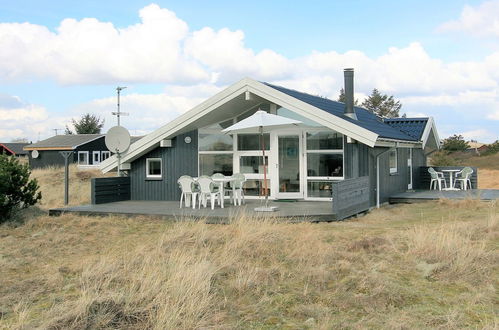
left=332, top=176, right=370, bottom=220
left=91, top=177, right=131, bottom=204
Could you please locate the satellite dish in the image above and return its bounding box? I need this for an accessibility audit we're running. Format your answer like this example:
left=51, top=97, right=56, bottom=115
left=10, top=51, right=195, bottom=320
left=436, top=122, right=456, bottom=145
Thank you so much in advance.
left=32, top=150, right=39, bottom=158
left=105, top=126, right=131, bottom=153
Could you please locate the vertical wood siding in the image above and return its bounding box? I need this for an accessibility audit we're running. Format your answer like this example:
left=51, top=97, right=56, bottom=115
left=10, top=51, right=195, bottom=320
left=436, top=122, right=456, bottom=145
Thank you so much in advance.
left=130, top=130, right=198, bottom=201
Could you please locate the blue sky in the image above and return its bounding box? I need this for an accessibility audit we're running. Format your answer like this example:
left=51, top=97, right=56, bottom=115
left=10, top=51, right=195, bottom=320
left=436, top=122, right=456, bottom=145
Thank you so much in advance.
left=1, top=0, right=498, bottom=142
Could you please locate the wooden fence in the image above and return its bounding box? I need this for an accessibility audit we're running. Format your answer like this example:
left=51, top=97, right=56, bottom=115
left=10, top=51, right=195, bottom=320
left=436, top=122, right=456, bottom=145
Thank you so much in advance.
left=417, top=166, right=478, bottom=190
left=91, top=177, right=131, bottom=204
left=332, top=176, right=370, bottom=220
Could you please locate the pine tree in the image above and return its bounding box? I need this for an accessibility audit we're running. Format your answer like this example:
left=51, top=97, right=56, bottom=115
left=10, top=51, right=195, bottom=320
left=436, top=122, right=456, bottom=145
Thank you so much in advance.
left=66, top=113, right=104, bottom=134
left=361, top=89, right=402, bottom=118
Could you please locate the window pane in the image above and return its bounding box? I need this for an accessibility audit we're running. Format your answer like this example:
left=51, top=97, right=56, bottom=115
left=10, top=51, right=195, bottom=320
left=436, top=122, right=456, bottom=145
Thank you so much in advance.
left=307, top=154, right=343, bottom=177
left=277, top=107, right=321, bottom=126
left=239, top=156, right=268, bottom=174
left=242, top=179, right=271, bottom=196
left=237, top=134, right=269, bottom=151
left=148, top=160, right=161, bottom=176
left=307, top=181, right=333, bottom=198
left=306, top=131, right=343, bottom=150
left=199, top=134, right=233, bottom=151
left=199, top=154, right=233, bottom=176
left=389, top=150, right=397, bottom=172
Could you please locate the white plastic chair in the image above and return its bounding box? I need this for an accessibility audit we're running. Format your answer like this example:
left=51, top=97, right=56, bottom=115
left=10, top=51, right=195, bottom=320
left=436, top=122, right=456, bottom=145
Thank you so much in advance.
left=454, top=167, right=473, bottom=190
left=428, top=167, right=446, bottom=190
left=198, top=176, right=222, bottom=210
left=177, top=175, right=198, bottom=209
left=230, top=173, right=246, bottom=206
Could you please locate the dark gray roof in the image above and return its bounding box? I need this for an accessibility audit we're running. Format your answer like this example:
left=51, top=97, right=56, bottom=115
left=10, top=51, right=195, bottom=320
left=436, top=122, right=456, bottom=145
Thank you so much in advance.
left=0, top=142, right=30, bottom=155
left=384, top=118, right=429, bottom=140
left=264, top=82, right=418, bottom=141
left=25, top=134, right=103, bottom=149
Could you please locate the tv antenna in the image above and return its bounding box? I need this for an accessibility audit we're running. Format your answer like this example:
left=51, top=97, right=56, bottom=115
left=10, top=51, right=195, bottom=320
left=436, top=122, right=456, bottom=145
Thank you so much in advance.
left=112, top=86, right=129, bottom=126
left=105, top=126, right=131, bottom=177
left=53, top=128, right=62, bottom=136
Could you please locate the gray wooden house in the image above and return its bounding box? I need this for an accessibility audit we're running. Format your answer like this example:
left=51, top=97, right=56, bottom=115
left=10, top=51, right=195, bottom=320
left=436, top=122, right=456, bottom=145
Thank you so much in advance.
left=24, top=134, right=111, bottom=169
left=100, top=69, right=440, bottom=208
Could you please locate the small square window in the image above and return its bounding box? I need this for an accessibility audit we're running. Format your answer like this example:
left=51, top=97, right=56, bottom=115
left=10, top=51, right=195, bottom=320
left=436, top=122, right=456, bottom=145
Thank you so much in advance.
left=146, top=158, right=162, bottom=179
left=78, top=151, right=89, bottom=165
left=389, top=149, right=398, bottom=174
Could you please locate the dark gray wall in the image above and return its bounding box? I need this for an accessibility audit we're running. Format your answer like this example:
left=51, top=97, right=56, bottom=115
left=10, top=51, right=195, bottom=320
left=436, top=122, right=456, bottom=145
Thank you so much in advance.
left=74, top=137, right=109, bottom=165
left=28, top=150, right=67, bottom=168
left=376, top=147, right=411, bottom=204
left=130, top=130, right=198, bottom=201
left=344, top=140, right=370, bottom=179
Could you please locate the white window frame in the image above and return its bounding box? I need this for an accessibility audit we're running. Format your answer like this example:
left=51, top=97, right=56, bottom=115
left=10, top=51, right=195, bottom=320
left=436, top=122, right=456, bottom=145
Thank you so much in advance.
left=101, top=151, right=111, bottom=161
left=304, top=129, right=344, bottom=201
left=146, top=158, right=162, bottom=179
left=92, top=151, right=100, bottom=165
left=77, top=151, right=89, bottom=165
left=389, top=149, right=398, bottom=174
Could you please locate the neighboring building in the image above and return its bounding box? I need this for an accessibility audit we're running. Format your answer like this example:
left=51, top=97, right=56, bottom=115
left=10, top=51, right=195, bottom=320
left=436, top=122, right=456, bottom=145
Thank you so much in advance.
left=0, top=142, right=30, bottom=157
left=466, top=141, right=487, bottom=155
left=24, top=134, right=142, bottom=169
left=100, top=70, right=440, bottom=207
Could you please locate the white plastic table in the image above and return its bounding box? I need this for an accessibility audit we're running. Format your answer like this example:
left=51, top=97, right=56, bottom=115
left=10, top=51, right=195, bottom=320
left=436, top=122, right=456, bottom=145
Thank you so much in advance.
left=441, top=169, right=461, bottom=191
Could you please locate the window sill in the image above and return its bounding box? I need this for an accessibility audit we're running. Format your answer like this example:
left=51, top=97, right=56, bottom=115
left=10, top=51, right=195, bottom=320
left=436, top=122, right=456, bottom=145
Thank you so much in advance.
left=146, top=177, right=163, bottom=181
left=389, top=172, right=399, bottom=176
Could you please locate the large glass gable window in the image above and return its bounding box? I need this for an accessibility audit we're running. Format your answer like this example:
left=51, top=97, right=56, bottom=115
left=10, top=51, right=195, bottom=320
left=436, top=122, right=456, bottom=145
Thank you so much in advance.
left=198, top=119, right=234, bottom=176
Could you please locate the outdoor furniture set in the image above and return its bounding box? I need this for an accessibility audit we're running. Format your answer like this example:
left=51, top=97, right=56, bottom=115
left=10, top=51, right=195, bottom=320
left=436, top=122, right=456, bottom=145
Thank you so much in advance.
left=177, top=174, right=246, bottom=210
left=428, top=167, right=473, bottom=191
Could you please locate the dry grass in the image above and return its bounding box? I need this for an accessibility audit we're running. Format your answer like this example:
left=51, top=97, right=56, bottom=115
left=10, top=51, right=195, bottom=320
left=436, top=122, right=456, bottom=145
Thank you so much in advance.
left=0, top=161, right=497, bottom=328
left=479, top=169, right=499, bottom=189
left=30, top=165, right=112, bottom=209
left=1, top=201, right=497, bottom=329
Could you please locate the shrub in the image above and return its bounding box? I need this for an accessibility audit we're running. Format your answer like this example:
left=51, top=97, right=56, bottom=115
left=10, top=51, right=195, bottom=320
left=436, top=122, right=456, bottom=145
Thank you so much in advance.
left=442, top=134, right=469, bottom=152
left=0, top=154, right=42, bottom=222
left=428, top=151, right=455, bottom=166
left=482, top=140, right=499, bottom=156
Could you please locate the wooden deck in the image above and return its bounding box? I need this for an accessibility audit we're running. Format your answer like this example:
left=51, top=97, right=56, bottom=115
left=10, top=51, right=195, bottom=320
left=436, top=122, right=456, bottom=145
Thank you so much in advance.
left=49, top=199, right=337, bottom=222
left=389, top=189, right=499, bottom=204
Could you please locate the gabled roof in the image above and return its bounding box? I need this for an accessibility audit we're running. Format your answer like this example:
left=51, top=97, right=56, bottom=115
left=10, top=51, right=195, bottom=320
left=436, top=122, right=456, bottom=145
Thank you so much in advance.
left=24, top=134, right=104, bottom=150
left=0, top=142, right=30, bottom=155
left=100, top=77, right=432, bottom=173
left=265, top=83, right=417, bottom=141
left=384, top=118, right=429, bottom=140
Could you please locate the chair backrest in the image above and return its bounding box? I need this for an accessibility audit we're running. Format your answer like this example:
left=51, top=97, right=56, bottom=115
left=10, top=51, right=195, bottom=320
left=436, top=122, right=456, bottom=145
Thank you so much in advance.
left=428, top=167, right=438, bottom=179
left=178, top=175, right=195, bottom=193
left=461, top=167, right=473, bottom=179
left=230, top=173, right=246, bottom=189
left=198, top=175, right=216, bottom=193
left=211, top=173, right=225, bottom=179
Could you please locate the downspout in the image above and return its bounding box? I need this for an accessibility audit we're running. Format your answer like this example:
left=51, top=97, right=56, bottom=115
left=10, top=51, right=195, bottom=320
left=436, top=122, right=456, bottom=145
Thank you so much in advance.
left=375, top=148, right=391, bottom=208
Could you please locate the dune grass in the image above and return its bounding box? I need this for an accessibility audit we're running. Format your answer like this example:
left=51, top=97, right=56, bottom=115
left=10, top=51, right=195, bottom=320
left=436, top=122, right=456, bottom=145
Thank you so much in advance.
left=0, top=199, right=497, bottom=329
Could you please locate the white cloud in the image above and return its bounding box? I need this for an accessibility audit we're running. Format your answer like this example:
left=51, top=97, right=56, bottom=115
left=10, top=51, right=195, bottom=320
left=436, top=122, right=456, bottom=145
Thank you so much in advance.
left=459, top=129, right=498, bottom=142
left=1, top=4, right=498, bottom=142
left=437, top=0, right=499, bottom=38
left=0, top=95, right=70, bottom=141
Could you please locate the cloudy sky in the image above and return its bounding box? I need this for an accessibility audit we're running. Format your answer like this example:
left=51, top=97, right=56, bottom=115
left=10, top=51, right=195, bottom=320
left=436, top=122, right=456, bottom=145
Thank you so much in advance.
left=1, top=0, right=498, bottom=142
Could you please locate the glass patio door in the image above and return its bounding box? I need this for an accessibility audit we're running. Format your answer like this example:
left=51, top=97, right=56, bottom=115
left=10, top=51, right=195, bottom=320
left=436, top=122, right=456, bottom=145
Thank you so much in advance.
left=275, top=134, right=303, bottom=199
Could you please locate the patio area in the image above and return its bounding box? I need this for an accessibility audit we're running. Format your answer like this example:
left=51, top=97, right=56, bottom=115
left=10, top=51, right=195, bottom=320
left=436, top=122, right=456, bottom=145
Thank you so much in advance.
left=49, top=199, right=337, bottom=222
left=389, top=189, right=499, bottom=204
